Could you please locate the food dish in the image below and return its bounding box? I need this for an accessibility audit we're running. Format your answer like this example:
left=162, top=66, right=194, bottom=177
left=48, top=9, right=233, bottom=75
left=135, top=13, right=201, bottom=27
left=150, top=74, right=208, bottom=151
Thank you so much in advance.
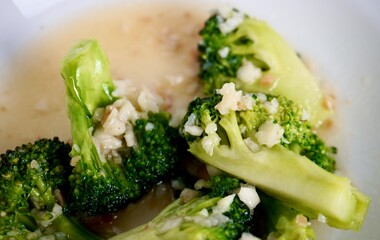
left=1, top=0, right=379, bottom=239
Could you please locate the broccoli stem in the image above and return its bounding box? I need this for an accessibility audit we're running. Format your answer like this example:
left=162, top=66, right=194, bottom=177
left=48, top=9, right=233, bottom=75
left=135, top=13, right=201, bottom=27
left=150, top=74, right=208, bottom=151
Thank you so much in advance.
left=189, top=111, right=369, bottom=230
left=51, top=214, right=103, bottom=240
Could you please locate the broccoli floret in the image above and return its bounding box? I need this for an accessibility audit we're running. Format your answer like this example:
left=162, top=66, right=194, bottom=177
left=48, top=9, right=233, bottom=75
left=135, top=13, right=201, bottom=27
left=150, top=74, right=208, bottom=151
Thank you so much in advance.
left=180, top=83, right=370, bottom=231
left=206, top=175, right=243, bottom=198
left=0, top=138, right=100, bottom=239
left=61, top=40, right=182, bottom=216
left=109, top=194, right=254, bottom=240
left=198, top=8, right=332, bottom=125
left=242, top=93, right=336, bottom=172
left=124, top=111, right=185, bottom=193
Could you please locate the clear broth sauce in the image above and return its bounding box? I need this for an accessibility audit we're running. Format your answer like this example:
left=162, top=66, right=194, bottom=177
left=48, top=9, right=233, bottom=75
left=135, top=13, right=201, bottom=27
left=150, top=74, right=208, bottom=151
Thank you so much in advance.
left=0, top=2, right=210, bottom=153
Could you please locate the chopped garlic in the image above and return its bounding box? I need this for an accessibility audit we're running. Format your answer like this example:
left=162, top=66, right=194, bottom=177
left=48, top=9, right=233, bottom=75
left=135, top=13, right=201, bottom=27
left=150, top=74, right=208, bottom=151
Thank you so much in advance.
left=217, top=5, right=233, bottom=19
left=93, top=131, right=123, bottom=151
left=194, top=179, right=208, bottom=190
left=238, top=94, right=255, bottom=110
left=255, top=120, right=284, bottom=148
left=117, top=99, right=140, bottom=123
left=214, top=194, right=236, bottom=213
left=183, top=113, right=203, bottom=136
left=201, top=133, right=221, bottom=156
left=124, top=122, right=137, bottom=147
left=37, top=204, right=63, bottom=228
left=263, top=98, right=279, bottom=114
left=103, top=107, right=126, bottom=136
left=145, top=122, right=155, bottom=131
left=256, top=93, right=267, bottom=102
left=237, top=186, right=260, bottom=212
left=30, top=160, right=39, bottom=169
left=180, top=188, right=200, bottom=203
left=218, top=47, right=230, bottom=58
left=205, top=122, right=218, bottom=134
left=137, top=88, right=163, bottom=113
left=239, top=232, right=261, bottom=240
left=215, top=83, right=242, bottom=115
left=237, top=60, right=262, bottom=84
left=189, top=211, right=229, bottom=227
left=218, top=10, right=244, bottom=34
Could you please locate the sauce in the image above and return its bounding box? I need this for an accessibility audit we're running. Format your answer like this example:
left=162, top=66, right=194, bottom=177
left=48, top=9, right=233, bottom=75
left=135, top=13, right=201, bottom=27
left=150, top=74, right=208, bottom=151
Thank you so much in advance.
left=0, top=2, right=210, bottom=152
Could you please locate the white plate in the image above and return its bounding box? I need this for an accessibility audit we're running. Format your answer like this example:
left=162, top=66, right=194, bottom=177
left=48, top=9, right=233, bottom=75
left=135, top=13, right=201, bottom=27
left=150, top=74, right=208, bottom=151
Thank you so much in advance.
left=1, top=0, right=379, bottom=239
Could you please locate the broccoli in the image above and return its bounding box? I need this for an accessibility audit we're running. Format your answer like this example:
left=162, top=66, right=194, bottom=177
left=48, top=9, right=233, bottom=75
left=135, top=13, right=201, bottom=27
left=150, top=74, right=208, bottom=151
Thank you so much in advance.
left=205, top=175, right=243, bottom=198
left=0, top=138, right=100, bottom=240
left=198, top=8, right=332, bottom=125
left=123, top=111, right=185, bottom=193
left=61, top=39, right=182, bottom=216
left=109, top=182, right=256, bottom=240
left=179, top=83, right=370, bottom=231
left=259, top=191, right=316, bottom=240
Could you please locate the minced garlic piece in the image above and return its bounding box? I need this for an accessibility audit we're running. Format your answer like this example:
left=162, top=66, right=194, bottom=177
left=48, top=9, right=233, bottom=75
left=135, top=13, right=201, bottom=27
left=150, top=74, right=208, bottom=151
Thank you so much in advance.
left=215, top=83, right=242, bottom=115
left=218, top=10, right=244, bottom=34
left=218, top=47, right=230, bottom=58
left=30, top=160, right=39, bottom=169
left=237, top=186, right=260, bottom=212
left=124, top=122, right=137, bottom=147
left=239, top=232, right=261, bottom=240
left=137, top=88, right=163, bottom=113
left=215, top=194, right=236, bottom=213
left=255, top=120, right=284, bottom=148
left=201, top=133, right=221, bottom=156
left=238, top=94, right=255, bottom=111
left=117, top=99, right=140, bottom=123
left=103, top=107, right=126, bottom=136
left=183, top=113, right=203, bottom=136
left=237, top=60, right=262, bottom=84
left=263, top=98, right=279, bottom=114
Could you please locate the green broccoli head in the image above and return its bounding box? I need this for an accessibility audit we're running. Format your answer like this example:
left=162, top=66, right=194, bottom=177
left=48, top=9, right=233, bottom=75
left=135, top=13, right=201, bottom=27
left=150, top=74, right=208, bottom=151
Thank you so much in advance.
left=180, top=83, right=370, bottom=231
left=61, top=40, right=182, bottom=216
left=123, top=111, right=184, bottom=194
left=0, top=138, right=71, bottom=213
left=206, top=175, right=243, bottom=198
left=0, top=138, right=100, bottom=240
left=198, top=8, right=332, bottom=125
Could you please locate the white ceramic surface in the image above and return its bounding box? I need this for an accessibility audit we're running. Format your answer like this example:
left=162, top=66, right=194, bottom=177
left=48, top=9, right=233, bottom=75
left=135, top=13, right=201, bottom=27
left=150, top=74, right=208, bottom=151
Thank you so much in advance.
left=1, top=0, right=379, bottom=239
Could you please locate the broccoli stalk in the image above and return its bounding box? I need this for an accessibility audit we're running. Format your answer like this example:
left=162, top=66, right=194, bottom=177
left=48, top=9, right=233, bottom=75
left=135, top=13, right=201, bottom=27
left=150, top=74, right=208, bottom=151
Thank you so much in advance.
left=199, top=9, right=332, bottom=125
left=259, top=191, right=316, bottom=240
left=61, top=39, right=134, bottom=215
left=180, top=87, right=370, bottom=231
left=0, top=138, right=101, bottom=239
left=61, top=39, right=182, bottom=216
left=109, top=194, right=253, bottom=240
